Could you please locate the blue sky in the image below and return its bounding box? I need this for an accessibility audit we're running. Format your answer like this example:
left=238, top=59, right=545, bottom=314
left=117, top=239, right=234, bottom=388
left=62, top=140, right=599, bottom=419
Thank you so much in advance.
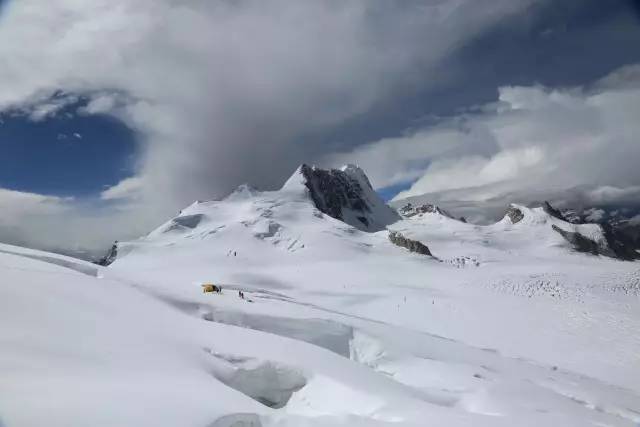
left=0, top=0, right=639, bottom=253
left=0, top=103, right=136, bottom=197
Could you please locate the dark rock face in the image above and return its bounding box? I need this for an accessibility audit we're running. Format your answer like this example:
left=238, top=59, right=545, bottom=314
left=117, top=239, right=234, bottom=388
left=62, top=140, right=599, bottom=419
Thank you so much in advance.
left=551, top=225, right=639, bottom=260
left=297, top=164, right=399, bottom=231
left=551, top=225, right=604, bottom=256
left=557, top=204, right=640, bottom=260
left=388, top=231, right=432, bottom=256
left=299, top=164, right=370, bottom=223
left=600, top=224, right=640, bottom=260
left=505, top=206, right=524, bottom=224
left=542, top=201, right=566, bottom=221
left=95, top=242, right=118, bottom=266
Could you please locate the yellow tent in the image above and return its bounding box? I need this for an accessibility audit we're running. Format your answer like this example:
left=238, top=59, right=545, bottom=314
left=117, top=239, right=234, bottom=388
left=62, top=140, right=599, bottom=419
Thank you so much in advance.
left=201, top=283, right=220, bottom=293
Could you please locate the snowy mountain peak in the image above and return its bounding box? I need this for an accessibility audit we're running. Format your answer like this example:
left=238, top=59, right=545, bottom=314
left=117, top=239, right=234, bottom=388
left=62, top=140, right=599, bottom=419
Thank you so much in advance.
left=398, top=202, right=456, bottom=220
left=282, top=163, right=400, bottom=231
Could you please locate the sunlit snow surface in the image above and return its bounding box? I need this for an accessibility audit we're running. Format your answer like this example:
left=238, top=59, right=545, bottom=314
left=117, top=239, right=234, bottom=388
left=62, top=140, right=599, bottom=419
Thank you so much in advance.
left=2, top=181, right=640, bottom=427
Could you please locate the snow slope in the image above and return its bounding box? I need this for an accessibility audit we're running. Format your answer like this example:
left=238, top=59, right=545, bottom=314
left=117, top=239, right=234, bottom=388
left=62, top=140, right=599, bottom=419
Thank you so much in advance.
left=2, top=166, right=640, bottom=427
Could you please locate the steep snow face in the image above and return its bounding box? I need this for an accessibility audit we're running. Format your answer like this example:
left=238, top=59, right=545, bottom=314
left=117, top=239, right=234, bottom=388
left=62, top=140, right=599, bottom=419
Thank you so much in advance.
left=282, top=164, right=400, bottom=231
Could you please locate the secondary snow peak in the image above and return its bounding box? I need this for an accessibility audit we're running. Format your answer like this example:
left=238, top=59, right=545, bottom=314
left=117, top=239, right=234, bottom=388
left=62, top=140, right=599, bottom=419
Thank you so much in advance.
left=398, top=202, right=456, bottom=220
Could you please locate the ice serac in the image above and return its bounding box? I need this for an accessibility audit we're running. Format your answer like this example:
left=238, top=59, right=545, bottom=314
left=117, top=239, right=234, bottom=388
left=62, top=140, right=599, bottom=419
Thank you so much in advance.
left=282, top=164, right=400, bottom=232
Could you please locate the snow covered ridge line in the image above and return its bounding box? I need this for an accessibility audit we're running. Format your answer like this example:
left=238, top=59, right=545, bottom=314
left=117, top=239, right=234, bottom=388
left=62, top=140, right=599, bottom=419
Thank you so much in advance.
left=96, top=163, right=639, bottom=265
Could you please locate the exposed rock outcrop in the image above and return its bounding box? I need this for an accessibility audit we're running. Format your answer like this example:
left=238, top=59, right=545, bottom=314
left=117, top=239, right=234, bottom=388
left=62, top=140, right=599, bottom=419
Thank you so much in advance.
left=505, top=206, right=524, bottom=224
left=600, top=224, right=640, bottom=261
left=560, top=205, right=640, bottom=256
left=388, top=231, right=432, bottom=256
left=551, top=224, right=640, bottom=260
left=542, top=201, right=566, bottom=221
left=286, top=164, right=400, bottom=232
left=540, top=201, right=640, bottom=260
left=551, top=225, right=604, bottom=256
left=96, top=242, right=118, bottom=266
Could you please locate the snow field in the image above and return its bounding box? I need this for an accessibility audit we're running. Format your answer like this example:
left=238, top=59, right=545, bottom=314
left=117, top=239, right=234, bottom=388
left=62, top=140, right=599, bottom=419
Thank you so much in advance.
left=3, top=170, right=640, bottom=426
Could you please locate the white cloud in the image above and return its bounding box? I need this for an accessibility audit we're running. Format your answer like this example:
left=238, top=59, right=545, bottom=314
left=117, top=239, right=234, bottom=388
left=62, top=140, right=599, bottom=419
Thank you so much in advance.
left=0, top=188, right=71, bottom=218
left=79, top=93, right=119, bottom=115
left=23, top=93, right=78, bottom=121
left=326, top=64, right=640, bottom=203
left=585, top=185, right=640, bottom=205
left=100, top=177, right=144, bottom=201
left=320, top=127, right=480, bottom=188
left=0, top=0, right=540, bottom=251
left=0, top=187, right=156, bottom=256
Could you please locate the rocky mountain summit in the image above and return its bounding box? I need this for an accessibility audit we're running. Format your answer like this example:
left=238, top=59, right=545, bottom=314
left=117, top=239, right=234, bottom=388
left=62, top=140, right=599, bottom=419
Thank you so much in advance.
left=399, top=202, right=452, bottom=218
left=398, top=202, right=468, bottom=223
left=284, top=163, right=400, bottom=232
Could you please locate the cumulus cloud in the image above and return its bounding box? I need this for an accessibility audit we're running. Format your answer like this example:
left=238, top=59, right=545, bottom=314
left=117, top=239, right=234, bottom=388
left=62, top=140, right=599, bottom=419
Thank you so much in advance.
left=320, top=127, right=489, bottom=189
left=0, top=188, right=156, bottom=257
left=0, top=0, right=540, bottom=251
left=0, top=188, right=71, bottom=217
left=329, top=63, right=640, bottom=208
left=100, top=177, right=144, bottom=201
